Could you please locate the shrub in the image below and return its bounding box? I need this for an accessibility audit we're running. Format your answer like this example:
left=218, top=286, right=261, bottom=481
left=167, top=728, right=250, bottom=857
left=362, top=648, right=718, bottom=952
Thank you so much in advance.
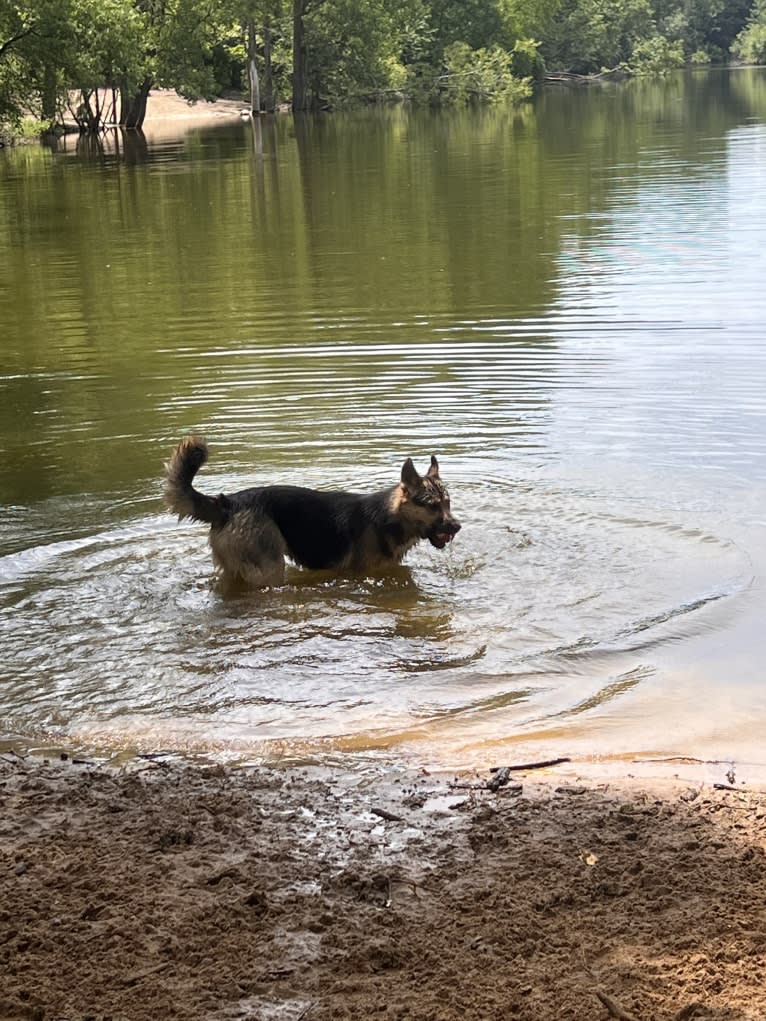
left=440, top=42, right=532, bottom=103
left=731, top=22, right=766, bottom=63
left=510, top=38, right=546, bottom=81
left=624, top=35, right=685, bottom=74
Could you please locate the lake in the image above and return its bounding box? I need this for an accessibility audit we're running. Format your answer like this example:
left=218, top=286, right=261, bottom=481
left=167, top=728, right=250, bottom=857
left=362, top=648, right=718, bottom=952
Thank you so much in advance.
left=2, top=69, right=766, bottom=772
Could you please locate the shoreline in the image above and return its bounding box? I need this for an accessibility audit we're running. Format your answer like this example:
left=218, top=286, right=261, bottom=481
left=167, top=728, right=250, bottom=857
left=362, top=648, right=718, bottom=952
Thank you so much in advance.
left=2, top=753, right=765, bottom=1020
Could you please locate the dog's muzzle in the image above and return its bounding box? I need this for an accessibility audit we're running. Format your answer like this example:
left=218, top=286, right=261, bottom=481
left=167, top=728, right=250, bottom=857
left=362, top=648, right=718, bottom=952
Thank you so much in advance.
left=428, top=518, right=461, bottom=550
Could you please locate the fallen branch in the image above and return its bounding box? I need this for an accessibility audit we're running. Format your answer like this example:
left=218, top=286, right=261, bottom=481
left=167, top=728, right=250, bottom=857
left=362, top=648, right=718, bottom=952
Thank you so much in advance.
left=490, top=757, right=571, bottom=773
left=595, top=987, right=640, bottom=1021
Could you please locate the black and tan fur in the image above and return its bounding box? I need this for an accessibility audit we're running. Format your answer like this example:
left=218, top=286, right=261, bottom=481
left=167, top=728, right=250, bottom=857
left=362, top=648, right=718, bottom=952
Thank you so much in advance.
left=164, top=436, right=461, bottom=587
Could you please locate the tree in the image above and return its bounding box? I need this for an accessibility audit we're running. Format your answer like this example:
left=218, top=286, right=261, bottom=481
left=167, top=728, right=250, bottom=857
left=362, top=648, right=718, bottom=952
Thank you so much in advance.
left=731, top=0, right=766, bottom=61
left=118, top=0, right=227, bottom=128
left=292, top=0, right=428, bottom=110
left=541, top=0, right=654, bottom=72
left=0, top=0, right=77, bottom=127
left=291, top=0, right=312, bottom=110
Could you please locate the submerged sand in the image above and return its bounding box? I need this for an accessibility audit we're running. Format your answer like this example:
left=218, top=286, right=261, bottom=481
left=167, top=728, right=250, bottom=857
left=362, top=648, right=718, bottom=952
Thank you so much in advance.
left=1, top=754, right=765, bottom=1021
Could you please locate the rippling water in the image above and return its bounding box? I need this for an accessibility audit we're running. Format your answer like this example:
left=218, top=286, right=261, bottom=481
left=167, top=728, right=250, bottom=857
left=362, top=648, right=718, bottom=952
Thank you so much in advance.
left=2, top=70, right=766, bottom=769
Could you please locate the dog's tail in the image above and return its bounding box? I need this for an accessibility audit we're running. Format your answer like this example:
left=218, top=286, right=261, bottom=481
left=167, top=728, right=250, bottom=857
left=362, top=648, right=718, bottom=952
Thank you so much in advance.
left=164, top=436, right=229, bottom=526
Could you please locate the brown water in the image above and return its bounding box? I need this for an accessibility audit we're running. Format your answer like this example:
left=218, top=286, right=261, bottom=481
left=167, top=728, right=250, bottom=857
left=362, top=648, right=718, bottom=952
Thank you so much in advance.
left=2, top=70, right=766, bottom=770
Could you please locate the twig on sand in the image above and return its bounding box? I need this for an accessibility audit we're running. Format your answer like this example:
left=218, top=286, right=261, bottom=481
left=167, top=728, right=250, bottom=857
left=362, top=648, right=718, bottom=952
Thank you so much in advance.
left=490, top=757, right=571, bottom=773
left=595, top=988, right=640, bottom=1021
left=450, top=756, right=571, bottom=792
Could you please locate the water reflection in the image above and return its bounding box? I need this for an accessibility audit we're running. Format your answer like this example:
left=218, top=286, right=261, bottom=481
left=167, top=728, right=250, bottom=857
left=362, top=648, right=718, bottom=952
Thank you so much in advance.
left=1, top=70, right=766, bottom=767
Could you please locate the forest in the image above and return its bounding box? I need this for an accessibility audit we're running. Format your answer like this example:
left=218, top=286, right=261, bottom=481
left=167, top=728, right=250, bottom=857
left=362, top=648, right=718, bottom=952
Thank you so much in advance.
left=1, top=0, right=765, bottom=135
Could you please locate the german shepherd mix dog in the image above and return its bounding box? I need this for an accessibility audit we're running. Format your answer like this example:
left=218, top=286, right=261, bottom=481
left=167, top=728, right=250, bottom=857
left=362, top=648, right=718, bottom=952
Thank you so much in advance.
left=164, top=436, right=461, bottom=587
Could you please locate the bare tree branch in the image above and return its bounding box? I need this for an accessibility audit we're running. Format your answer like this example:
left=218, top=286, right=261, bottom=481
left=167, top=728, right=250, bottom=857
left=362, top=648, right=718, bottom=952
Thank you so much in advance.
left=0, top=23, right=36, bottom=61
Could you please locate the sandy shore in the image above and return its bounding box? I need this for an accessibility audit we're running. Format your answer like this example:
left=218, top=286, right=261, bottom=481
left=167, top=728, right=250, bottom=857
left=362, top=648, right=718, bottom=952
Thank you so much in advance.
left=1, top=753, right=765, bottom=1021
left=141, top=89, right=250, bottom=125
left=45, top=89, right=252, bottom=145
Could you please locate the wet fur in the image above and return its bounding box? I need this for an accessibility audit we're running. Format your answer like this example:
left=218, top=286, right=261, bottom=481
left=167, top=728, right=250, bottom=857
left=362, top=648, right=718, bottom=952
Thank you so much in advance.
left=164, top=436, right=461, bottom=587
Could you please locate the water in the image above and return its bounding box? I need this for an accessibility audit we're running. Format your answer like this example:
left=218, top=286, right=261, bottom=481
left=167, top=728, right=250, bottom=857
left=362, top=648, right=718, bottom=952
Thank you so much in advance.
left=2, top=69, right=766, bottom=770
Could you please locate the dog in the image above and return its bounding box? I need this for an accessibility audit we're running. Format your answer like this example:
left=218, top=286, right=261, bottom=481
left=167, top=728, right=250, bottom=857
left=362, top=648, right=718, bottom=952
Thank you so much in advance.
left=164, top=436, right=461, bottom=587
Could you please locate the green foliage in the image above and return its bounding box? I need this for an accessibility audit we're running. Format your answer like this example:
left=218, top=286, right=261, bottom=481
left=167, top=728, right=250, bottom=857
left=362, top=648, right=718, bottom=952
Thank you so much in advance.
left=731, top=19, right=766, bottom=61
left=2, top=0, right=765, bottom=134
left=427, top=0, right=517, bottom=55
left=731, top=0, right=766, bottom=62
left=68, top=0, right=145, bottom=93
left=153, top=0, right=220, bottom=99
left=510, top=36, right=546, bottom=78
left=653, top=0, right=752, bottom=59
left=0, top=0, right=72, bottom=125
left=541, top=0, right=654, bottom=72
left=307, top=0, right=424, bottom=101
left=624, top=34, right=685, bottom=73
left=439, top=41, right=532, bottom=102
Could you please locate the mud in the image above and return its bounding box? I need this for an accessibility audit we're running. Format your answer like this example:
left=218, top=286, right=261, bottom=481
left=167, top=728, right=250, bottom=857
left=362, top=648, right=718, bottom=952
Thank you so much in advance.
left=1, top=755, right=765, bottom=1021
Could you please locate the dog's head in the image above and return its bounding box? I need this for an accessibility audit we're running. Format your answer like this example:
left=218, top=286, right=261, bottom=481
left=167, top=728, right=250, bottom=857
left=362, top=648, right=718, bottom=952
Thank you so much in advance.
left=397, top=456, right=461, bottom=549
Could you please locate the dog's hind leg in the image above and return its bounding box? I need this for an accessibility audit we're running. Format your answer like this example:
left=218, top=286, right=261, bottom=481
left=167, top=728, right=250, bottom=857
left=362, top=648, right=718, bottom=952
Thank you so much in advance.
left=210, top=515, right=287, bottom=588
left=237, top=552, right=286, bottom=588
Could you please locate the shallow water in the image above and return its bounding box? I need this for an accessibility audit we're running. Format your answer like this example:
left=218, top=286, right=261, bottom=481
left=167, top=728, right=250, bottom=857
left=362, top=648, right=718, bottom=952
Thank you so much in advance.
left=2, top=70, right=766, bottom=769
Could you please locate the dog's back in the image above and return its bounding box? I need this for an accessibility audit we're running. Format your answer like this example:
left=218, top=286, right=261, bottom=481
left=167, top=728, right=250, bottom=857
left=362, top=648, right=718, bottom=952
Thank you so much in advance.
left=224, top=486, right=392, bottom=570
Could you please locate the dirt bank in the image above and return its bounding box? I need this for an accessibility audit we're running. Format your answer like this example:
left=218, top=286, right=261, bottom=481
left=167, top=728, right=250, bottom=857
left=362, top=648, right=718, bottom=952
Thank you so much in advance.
left=1, top=754, right=765, bottom=1021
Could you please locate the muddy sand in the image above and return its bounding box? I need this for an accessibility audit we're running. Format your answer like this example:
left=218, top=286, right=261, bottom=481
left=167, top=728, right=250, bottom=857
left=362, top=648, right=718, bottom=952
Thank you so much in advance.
left=2, top=754, right=766, bottom=1021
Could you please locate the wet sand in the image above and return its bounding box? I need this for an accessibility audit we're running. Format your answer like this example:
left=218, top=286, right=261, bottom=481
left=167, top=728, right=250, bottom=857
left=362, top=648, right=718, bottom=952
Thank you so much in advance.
left=2, top=754, right=765, bottom=1021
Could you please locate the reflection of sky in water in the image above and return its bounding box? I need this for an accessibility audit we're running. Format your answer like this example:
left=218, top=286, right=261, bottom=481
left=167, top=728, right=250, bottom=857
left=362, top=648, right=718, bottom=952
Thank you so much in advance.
left=550, top=124, right=766, bottom=480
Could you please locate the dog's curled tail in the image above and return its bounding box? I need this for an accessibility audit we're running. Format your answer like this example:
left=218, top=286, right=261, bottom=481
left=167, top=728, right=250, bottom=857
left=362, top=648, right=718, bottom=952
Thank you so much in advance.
left=164, top=436, right=228, bottom=526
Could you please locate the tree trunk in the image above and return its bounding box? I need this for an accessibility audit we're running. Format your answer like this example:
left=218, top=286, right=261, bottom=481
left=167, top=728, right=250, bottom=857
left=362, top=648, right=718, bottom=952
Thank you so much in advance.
left=263, top=21, right=275, bottom=112
left=41, top=65, right=57, bottom=125
left=120, top=78, right=152, bottom=130
left=292, top=0, right=309, bottom=112
left=247, top=20, right=260, bottom=114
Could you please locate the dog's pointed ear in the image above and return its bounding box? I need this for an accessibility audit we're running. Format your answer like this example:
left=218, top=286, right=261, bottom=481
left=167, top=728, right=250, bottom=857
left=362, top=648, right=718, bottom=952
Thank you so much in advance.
left=401, top=457, right=422, bottom=493
left=426, top=455, right=440, bottom=479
